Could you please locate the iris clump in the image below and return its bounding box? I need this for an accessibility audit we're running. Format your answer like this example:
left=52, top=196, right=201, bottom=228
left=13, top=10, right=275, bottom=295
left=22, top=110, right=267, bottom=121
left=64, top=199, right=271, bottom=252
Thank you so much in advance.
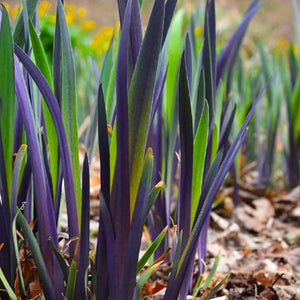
left=2, top=0, right=298, bottom=299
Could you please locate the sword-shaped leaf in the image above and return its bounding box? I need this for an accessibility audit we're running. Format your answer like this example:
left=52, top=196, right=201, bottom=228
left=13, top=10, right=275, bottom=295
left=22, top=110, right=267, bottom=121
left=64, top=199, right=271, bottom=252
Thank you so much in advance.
left=165, top=84, right=267, bottom=300
left=114, top=0, right=132, bottom=278
left=56, top=1, right=81, bottom=222
left=0, top=268, right=17, bottom=300
left=0, top=5, right=14, bottom=204
left=216, top=1, right=262, bottom=88
left=28, top=20, right=59, bottom=199
left=137, top=226, right=168, bottom=274
left=98, top=84, right=110, bottom=205
left=202, top=0, right=216, bottom=122
left=120, top=148, right=154, bottom=299
left=128, top=0, right=164, bottom=213
left=178, top=53, right=193, bottom=246
left=76, top=153, right=90, bottom=299
left=14, top=45, right=79, bottom=254
left=14, top=56, right=63, bottom=292
left=12, top=0, right=38, bottom=47
left=191, top=101, right=209, bottom=226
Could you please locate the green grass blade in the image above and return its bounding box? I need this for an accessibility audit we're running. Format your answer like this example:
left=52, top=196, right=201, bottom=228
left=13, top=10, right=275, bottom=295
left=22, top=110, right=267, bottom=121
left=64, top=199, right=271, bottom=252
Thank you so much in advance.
left=65, top=260, right=77, bottom=300
left=0, top=5, right=15, bottom=204
left=16, top=210, right=55, bottom=299
left=137, top=226, right=167, bottom=274
left=204, top=254, right=220, bottom=288
left=134, top=250, right=169, bottom=300
left=192, top=275, right=204, bottom=299
left=204, top=273, right=230, bottom=300
left=145, top=181, right=164, bottom=216
left=0, top=268, right=17, bottom=300
left=134, top=263, right=158, bottom=300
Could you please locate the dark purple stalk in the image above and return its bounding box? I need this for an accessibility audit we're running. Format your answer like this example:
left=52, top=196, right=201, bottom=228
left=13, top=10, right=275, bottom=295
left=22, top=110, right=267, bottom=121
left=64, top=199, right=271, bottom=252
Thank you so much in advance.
left=95, top=85, right=110, bottom=299
left=120, top=152, right=153, bottom=299
left=97, top=84, right=110, bottom=206
left=114, top=0, right=132, bottom=281
left=216, top=0, right=262, bottom=88
left=76, top=153, right=90, bottom=300
left=178, top=53, right=193, bottom=247
left=14, top=56, right=63, bottom=296
left=202, top=0, right=216, bottom=122
left=0, top=129, right=12, bottom=284
left=14, top=44, right=79, bottom=250
left=148, top=104, right=168, bottom=258
left=129, top=0, right=142, bottom=70
left=98, top=195, right=118, bottom=299
left=162, top=0, right=178, bottom=43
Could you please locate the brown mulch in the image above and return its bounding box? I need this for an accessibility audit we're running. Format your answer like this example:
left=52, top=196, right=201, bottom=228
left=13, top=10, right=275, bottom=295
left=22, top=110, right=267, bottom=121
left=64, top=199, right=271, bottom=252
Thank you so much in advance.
left=136, top=172, right=300, bottom=299
left=205, top=183, right=300, bottom=300
left=86, top=154, right=300, bottom=299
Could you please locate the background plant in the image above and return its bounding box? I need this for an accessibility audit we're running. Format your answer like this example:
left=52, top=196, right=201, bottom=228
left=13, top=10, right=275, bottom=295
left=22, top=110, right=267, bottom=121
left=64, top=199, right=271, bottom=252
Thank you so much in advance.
left=0, top=0, right=271, bottom=299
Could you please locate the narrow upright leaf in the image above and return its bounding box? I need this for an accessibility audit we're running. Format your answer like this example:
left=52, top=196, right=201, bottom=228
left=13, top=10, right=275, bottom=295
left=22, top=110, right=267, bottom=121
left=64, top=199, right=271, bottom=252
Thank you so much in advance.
left=13, top=0, right=38, bottom=47
left=202, top=0, right=216, bottom=122
left=14, top=57, right=61, bottom=285
left=128, top=0, right=165, bottom=213
left=98, top=84, right=110, bottom=205
left=178, top=54, right=193, bottom=246
left=56, top=1, right=81, bottom=222
left=29, top=20, right=59, bottom=199
left=0, top=5, right=14, bottom=203
left=191, top=102, right=209, bottom=226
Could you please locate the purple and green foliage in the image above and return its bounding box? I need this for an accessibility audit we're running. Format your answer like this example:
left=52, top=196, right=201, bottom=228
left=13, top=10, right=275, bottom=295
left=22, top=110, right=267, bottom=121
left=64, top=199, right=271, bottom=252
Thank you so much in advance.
left=279, top=43, right=300, bottom=188
left=0, top=0, right=269, bottom=299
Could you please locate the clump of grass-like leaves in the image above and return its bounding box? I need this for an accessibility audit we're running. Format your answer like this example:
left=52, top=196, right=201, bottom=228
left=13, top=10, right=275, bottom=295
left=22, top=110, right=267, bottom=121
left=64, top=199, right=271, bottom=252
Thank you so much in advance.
left=0, top=0, right=266, bottom=299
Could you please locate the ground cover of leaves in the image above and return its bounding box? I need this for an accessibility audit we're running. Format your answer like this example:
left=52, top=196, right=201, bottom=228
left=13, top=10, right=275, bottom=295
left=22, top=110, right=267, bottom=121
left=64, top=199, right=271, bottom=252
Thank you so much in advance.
left=83, top=155, right=300, bottom=299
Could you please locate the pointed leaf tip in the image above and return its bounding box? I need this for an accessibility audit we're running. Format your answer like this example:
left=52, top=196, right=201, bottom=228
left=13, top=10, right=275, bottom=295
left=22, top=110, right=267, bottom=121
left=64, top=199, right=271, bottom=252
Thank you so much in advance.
left=155, top=181, right=164, bottom=189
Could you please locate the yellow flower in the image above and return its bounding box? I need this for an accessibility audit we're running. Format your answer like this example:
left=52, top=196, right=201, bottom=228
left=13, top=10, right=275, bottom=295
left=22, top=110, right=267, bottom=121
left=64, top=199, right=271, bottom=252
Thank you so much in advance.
left=11, top=4, right=22, bottom=19
left=65, top=13, right=75, bottom=26
left=276, top=36, right=289, bottom=51
left=65, top=4, right=76, bottom=14
left=77, top=7, right=87, bottom=18
left=292, top=44, right=298, bottom=55
left=2, top=3, right=11, bottom=13
left=81, top=20, right=96, bottom=31
left=38, top=1, right=51, bottom=17
left=102, top=41, right=110, bottom=52
left=91, top=26, right=114, bottom=56
left=194, top=26, right=202, bottom=37
left=97, top=27, right=114, bottom=39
